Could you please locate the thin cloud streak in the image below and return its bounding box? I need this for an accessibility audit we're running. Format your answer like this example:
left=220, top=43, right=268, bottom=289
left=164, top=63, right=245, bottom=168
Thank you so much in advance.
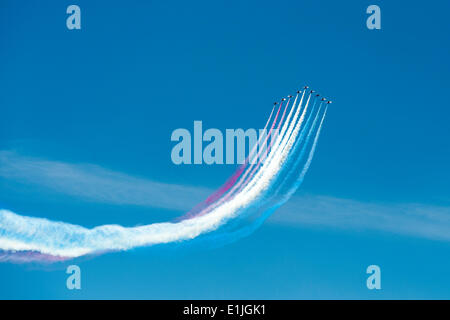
left=1, top=151, right=449, bottom=242
left=0, top=151, right=210, bottom=211
left=272, top=195, right=450, bottom=242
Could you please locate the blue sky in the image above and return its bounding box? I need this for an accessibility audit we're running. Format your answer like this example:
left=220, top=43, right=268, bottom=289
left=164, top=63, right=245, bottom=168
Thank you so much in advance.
left=0, top=0, right=449, bottom=299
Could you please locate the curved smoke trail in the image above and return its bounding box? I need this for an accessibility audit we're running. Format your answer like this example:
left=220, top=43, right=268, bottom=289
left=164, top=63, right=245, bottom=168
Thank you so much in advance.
left=0, top=88, right=330, bottom=262
left=208, top=94, right=324, bottom=237
left=182, top=97, right=292, bottom=221
left=189, top=91, right=305, bottom=221
left=200, top=104, right=328, bottom=245
left=178, top=101, right=280, bottom=221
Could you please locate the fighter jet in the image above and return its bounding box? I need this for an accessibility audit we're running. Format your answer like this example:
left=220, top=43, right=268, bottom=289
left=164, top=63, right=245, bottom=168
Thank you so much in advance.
left=315, top=94, right=320, bottom=97
left=281, top=98, right=287, bottom=101
left=321, top=98, right=327, bottom=101
left=327, top=100, right=333, bottom=104
left=288, top=95, right=293, bottom=98
left=310, top=90, right=316, bottom=94
left=273, top=102, right=278, bottom=106
left=303, top=86, right=309, bottom=89
left=296, top=90, right=302, bottom=94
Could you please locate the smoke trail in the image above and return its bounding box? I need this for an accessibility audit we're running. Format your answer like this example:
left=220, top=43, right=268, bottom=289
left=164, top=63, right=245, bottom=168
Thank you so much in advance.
left=184, top=92, right=316, bottom=237
left=184, top=96, right=295, bottom=220
left=271, top=99, right=321, bottom=194
left=199, top=96, right=326, bottom=240
left=204, top=105, right=329, bottom=245
left=178, top=104, right=277, bottom=221
left=177, top=100, right=285, bottom=222
left=237, top=92, right=312, bottom=199
left=0, top=88, right=330, bottom=262
left=212, top=91, right=306, bottom=209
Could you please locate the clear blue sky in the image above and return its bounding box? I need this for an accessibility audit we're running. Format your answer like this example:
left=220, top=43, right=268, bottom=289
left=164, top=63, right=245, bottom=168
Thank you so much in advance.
left=0, top=0, right=449, bottom=299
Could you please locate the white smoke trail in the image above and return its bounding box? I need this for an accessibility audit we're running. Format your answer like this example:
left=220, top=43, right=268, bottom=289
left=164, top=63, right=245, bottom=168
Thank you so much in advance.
left=181, top=93, right=302, bottom=220
left=281, top=105, right=328, bottom=201
left=196, top=106, right=329, bottom=245
left=271, top=100, right=321, bottom=195
left=238, top=92, right=312, bottom=198
left=0, top=91, right=328, bottom=260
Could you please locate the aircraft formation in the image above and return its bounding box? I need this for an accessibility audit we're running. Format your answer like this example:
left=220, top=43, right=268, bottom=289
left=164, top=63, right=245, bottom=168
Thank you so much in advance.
left=273, top=86, right=332, bottom=106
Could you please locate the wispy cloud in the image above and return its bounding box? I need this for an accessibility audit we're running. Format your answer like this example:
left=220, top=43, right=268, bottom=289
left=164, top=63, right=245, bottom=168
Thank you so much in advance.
left=0, top=151, right=210, bottom=211
left=1, top=151, right=449, bottom=242
left=272, top=195, right=450, bottom=242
